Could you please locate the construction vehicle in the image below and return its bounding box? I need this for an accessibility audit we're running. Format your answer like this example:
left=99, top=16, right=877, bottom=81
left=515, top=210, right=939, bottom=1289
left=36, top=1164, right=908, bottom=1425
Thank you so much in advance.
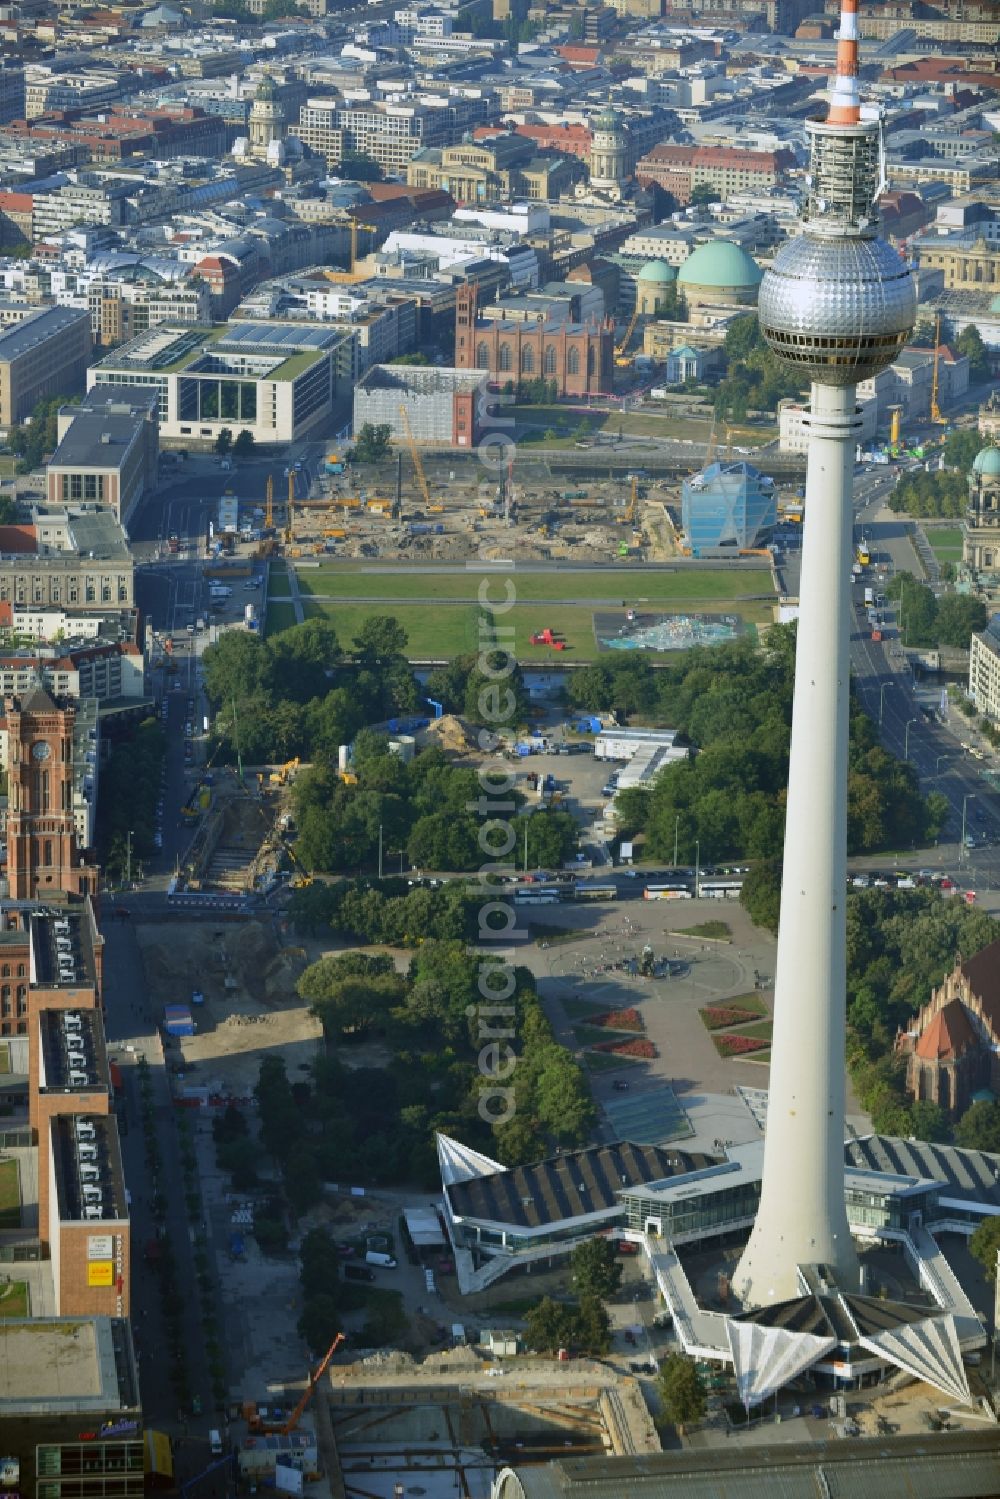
left=268, top=759, right=300, bottom=787
left=399, top=404, right=432, bottom=512
left=614, top=305, right=640, bottom=367
left=930, top=312, right=946, bottom=425
left=243, top=1333, right=345, bottom=1436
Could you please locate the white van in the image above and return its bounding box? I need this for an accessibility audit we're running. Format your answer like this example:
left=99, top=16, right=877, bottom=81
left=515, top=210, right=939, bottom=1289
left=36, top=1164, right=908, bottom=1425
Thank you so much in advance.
left=209, top=1432, right=223, bottom=1455
left=365, top=1251, right=397, bottom=1269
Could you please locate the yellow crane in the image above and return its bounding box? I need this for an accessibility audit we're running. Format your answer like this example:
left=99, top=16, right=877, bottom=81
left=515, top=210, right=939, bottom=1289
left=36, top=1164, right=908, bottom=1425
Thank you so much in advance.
left=347, top=217, right=377, bottom=275
left=264, top=474, right=273, bottom=532
left=930, top=311, right=945, bottom=425
left=620, top=474, right=638, bottom=526
left=614, top=304, right=640, bottom=367
left=284, top=468, right=294, bottom=546
left=399, top=404, right=432, bottom=509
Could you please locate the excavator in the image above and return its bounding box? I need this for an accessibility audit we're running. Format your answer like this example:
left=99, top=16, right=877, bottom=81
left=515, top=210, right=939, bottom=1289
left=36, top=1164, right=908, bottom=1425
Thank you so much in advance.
left=243, top=1332, right=345, bottom=1436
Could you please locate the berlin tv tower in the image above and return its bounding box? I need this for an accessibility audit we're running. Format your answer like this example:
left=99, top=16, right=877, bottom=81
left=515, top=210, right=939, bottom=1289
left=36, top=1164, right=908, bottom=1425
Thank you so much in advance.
left=733, top=0, right=916, bottom=1306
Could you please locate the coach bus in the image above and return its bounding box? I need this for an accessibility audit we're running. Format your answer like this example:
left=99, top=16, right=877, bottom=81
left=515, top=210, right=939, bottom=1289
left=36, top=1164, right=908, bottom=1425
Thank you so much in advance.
left=574, top=884, right=616, bottom=901
left=513, top=885, right=565, bottom=905
left=697, top=877, right=744, bottom=899
left=643, top=883, right=693, bottom=901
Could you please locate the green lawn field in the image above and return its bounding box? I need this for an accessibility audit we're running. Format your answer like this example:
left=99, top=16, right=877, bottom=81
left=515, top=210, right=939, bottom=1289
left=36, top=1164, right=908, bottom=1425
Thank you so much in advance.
left=925, top=527, right=964, bottom=562
left=265, top=601, right=299, bottom=634
left=0, top=1281, right=28, bottom=1318
left=296, top=565, right=773, bottom=605
left=301, top=597, right=770, bottom=659
left=0, top=1159, right=19, bottom=1229
left=513, top=404, right=775, bottom=448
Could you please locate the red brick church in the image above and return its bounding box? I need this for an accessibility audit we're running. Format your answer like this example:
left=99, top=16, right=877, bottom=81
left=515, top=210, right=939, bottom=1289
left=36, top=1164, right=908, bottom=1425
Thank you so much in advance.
left=453, top=283, right=613, bottom=398
left=897, top=941, right=1000, bottom=1114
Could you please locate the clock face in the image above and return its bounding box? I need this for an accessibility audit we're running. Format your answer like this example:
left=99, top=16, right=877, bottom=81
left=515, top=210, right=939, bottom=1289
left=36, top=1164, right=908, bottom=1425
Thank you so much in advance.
left=31, top=741, right=51, bottom=762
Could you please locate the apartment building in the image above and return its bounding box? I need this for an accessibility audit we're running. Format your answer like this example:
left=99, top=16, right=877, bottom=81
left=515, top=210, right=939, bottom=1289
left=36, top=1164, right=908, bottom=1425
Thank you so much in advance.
left=0, top=306, right=92, bottom=425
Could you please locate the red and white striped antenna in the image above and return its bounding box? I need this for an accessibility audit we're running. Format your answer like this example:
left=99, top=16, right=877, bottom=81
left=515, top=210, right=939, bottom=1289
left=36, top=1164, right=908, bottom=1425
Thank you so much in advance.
left=827, top=0, right=861, bottom=126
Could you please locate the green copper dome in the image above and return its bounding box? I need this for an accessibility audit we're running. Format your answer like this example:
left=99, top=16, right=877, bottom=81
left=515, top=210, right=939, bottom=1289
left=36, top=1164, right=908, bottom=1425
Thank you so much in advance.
left=637, top=259, right=676, bottom=283
left=677, top=240, right=763, bottom=289
left=973, top=445, right=1000, bottom=477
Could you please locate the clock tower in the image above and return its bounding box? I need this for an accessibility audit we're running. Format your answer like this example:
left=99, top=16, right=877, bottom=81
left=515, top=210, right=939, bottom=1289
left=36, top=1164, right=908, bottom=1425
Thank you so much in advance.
left=6, top=686, right=96, bottom=900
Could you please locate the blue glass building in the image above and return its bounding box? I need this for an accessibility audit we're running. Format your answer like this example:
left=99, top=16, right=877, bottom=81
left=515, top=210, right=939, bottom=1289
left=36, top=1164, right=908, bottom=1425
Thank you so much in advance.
left=681, top=459, right=776, bottom=556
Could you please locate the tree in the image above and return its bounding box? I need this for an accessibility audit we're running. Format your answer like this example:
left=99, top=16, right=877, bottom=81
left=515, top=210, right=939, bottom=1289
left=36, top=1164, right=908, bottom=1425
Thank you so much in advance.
left=340, top=150, right=383, bottom=182
left=350, top=422, right=391, bottom=463
left=969, top=1215, right=1000, bottom=1280
left=723, top=314, right=763, bottom=364
left=574, top=1295, right=611, bottom=1354
left=689, top=182, right=718, bottom=206
left=297, top=1293, right=342, bottom=1354
left=233, top=429, right=255, bottom=457
left=214, top=428, right=233, bottom=456
left=934, top=594, right=988, bottom=649
left=525, top=1296, right=575, bottom=1353
left=739, top=860, right=781, bottom=933
left=944, top=429, right=982, bottom=472
left=353, top=614, right=408, bottom=667
left=656, top=1353, right=706, bottom=1433
left=956, top=324, right=991, bottom=383
left=390, top=353, right=430, bottom=365
left=955, top=1099, right=1000, bottom=1154
left=299, top=1227, right=342, bottom=1299
left=297, top=960, right=404, bottom=1036
left=570, top=1237, right=622, bottom=1300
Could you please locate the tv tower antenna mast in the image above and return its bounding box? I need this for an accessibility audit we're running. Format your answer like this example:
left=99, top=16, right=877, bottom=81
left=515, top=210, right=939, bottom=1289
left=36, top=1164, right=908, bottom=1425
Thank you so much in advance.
left=732, top=0, right=916, bottom=1308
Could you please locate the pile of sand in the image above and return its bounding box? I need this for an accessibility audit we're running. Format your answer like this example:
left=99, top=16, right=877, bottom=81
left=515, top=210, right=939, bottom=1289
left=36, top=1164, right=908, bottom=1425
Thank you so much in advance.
left=418, top=713, right=472, bottom=754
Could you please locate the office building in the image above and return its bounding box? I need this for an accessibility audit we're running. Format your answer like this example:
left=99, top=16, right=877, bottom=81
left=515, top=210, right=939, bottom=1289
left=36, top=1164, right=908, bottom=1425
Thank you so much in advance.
left=682, top=460, right=776, bottom=556
left=0, top=307, right=92, bottom=426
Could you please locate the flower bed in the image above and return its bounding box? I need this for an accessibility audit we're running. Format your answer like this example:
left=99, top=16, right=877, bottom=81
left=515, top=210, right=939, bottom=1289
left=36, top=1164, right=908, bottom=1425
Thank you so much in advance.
left=591, top=1008, right=644, bottom=1032
left=700, top=1006, right=765, bottom=1031
left=591, top=1037, right=658, bottom=1059
left=714, top=1034, right=769, bottom=1057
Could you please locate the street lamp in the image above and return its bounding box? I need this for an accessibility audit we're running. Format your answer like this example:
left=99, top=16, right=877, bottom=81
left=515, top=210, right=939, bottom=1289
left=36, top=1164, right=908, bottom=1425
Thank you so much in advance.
left=695, top=839, right=700, bottom=899
left=126, top=830, right=133, bottom=889
left=673, top=815, right=679, bottom=869
left=935, top=753, right=952, bottom=776
left=961, top=794, right=976, bottom=864
left=879, top=680, right=894, bottom=728
left=904, top=717, right=917, bottom=760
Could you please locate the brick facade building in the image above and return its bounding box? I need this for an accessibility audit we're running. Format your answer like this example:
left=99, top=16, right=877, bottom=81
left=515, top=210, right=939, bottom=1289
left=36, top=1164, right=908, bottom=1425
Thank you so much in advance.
left=898, top=940, right=1000, bottom=1114
left=454, top=283, right=613, bottom=397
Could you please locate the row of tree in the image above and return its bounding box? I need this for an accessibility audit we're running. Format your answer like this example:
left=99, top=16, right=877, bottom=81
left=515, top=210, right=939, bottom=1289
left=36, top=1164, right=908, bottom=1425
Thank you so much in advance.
left=96, top=717, right=165, bottom=877
left=583, top=629, right=946, bottom=865
left=886, top=572, right=987, bottom=649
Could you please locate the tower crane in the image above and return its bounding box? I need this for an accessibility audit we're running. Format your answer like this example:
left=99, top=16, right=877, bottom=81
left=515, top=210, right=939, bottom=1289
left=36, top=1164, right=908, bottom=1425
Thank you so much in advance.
left=347, top=217, right=376, bottom=276
left=284, top=468, right=294, bottom=546
left=264, top=473, right=273, bottom=532
left=614, top=304, right=640, bottom=366
left=399, top=404, right=432, bottom=509
left=930, top=311, right=945, bottom=425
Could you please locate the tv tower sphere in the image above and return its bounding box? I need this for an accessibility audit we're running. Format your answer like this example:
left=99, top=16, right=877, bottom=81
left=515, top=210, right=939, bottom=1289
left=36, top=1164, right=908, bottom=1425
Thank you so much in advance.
left=732, top=0, right=915, bottom=1309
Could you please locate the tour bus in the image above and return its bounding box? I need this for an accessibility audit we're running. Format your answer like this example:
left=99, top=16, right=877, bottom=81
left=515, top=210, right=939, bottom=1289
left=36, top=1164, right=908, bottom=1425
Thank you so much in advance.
left=643, top=883, right=693, bottom=900
left=697, top=877, right=744, bottom=899
left=574, top=884, right=617, bottom=901
left=513, top=889, right=560, bottom=906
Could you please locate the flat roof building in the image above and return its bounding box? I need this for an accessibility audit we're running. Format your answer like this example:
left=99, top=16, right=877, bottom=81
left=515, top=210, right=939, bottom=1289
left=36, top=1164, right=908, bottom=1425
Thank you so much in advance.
left=89, top=321, right=351, bottom=447
left=46, top=389, right=159, bottom=533
left=354, top=364, right=490, bottom=448
left=0, top=306, right=92, bottom=426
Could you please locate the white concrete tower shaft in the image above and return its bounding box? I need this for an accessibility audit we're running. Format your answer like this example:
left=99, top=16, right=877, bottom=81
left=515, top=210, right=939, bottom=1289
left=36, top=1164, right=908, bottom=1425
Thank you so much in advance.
left=733, top=381, right=859, bottom=1306
left=732, top=0, right=915, bottom=1307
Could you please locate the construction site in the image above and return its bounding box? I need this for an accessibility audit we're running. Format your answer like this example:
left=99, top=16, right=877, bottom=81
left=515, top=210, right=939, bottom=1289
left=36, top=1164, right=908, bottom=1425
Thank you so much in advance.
left=261, top=403, right=806, bottom=568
